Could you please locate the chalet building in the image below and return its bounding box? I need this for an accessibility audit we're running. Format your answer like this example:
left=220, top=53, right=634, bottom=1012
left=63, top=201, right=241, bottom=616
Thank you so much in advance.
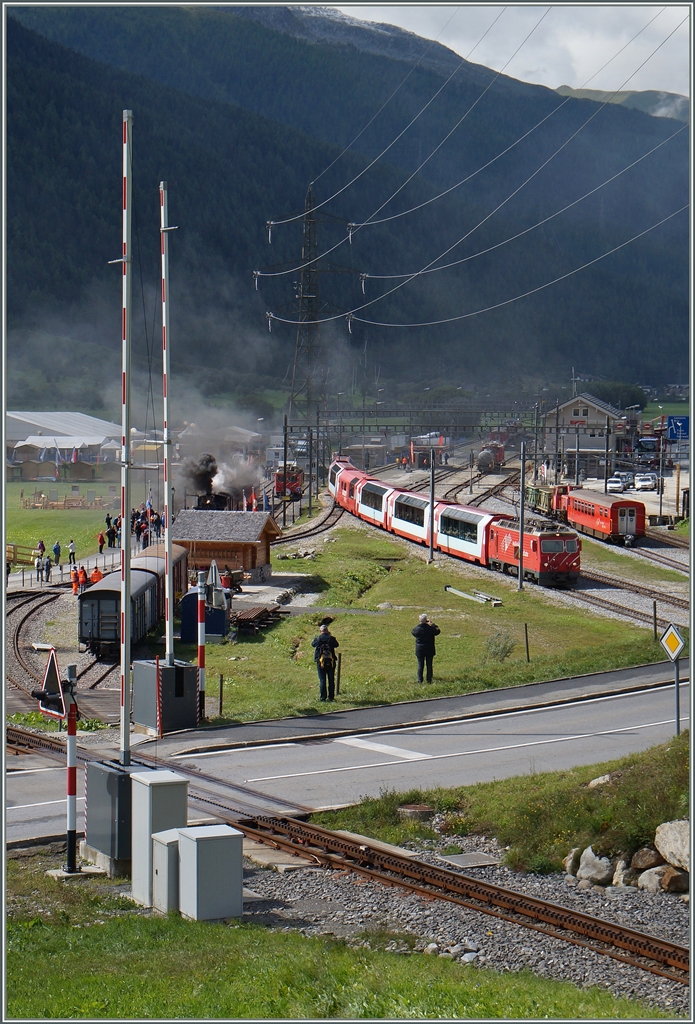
left=542, top=393, right=641, bottom=480
left=171, top=510, right=282, bottom=583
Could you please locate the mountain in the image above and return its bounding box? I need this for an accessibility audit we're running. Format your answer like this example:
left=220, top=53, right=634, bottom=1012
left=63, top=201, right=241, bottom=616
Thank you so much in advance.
left=556, top=86, right=689, bottom=124
left=5, top=10, right=689, bottom=411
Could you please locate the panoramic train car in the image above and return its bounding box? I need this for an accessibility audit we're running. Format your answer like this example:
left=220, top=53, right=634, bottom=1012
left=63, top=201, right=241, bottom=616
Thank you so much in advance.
left=79, top=570, right=159, bottom=658
left=558, top=490, right=646, bottom=543
left=329, top=458, right=581, bottom=586
left=488, top=518, right=581, bottom=584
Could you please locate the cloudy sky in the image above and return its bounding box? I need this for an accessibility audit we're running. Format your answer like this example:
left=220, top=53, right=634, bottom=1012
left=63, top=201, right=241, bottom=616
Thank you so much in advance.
left=332, top=4, right=691, bottom=96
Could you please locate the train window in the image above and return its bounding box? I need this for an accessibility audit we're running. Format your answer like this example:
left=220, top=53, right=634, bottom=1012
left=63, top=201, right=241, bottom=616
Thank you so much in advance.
left=329, top=467, right=338, bottom=486
left=394, top=499, right=425, bottom=528
left=531, top=540, right=537, bottom=551
left=360, top=483, right=386, bottom=512
left=440, top=515, right=477, bottom=544
left=565, top=539, right=578, bottom=552
left=541, top=539, right=564, bottom=552
left=349, top=476, right=359, bottom=498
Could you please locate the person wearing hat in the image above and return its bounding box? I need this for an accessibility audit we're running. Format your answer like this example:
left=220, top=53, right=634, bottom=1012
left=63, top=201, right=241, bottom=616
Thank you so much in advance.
left=311, top=623, right=340, bottom=702
left=411, top=613, right=440, bottom=684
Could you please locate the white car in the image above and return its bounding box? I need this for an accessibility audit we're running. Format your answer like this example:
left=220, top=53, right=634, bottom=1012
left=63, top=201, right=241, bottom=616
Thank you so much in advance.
left=615, top=471, right=634, bottom=488
left=635, top=473, right=658, bottom=491
left=606, top=476, right=624, bottom=493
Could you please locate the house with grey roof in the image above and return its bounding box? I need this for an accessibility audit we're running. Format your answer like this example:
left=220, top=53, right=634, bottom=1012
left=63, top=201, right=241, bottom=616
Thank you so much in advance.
left=542, top=393, right=641, bottom=481
left=171, top=510, right=282, bottom=582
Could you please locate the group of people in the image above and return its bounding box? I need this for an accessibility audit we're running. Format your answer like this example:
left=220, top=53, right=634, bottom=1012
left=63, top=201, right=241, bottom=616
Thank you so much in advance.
left=71, top=564, right=102, bottom=595
left=129, top=507, right=162, bottom=550
left=33, top=538, right=77, bottom=582
left=310, top=612, right=441, bottom=701
left=102, top=513, right=122, bottom=549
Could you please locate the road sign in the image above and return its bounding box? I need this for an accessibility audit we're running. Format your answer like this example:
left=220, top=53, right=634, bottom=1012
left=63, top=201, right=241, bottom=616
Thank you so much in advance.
left=666, top=416, right=689, bottom=442
left=660, top=623, right=685, bottom=663
left=31, top=647, right=66, bottom=719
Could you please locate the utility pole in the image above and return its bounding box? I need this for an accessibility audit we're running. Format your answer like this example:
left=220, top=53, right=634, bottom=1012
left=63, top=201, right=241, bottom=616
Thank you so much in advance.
left=282, top=414, right=288, bottom=528
left=575, top=425, right=580, bottom=486
left=603, top=415, right=610, bottom=493
left=316, top=407, right=321, bottom=497
left=554, top=401, right=560, bottom=485
left=533, top=404, right=539, bottom=483
left=659, top=435, right=665, bottom=518
left=518, top=441, right=526, bottom=591
left=159, top=180, right=178, bottom=668
left=288, top=186, right=323, bottom=422
left=428, top=447, right=435, bottom=564
left=362, top=392, right=366, bottom=470
left=308, top=428, right=313, bottom=517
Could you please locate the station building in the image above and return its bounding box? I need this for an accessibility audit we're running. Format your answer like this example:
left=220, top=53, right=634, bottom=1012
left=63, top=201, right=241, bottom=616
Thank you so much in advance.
left=171, top=509, right=282, bottom=583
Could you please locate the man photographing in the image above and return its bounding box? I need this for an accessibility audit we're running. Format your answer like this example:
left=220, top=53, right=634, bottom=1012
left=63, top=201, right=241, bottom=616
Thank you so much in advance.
left=412, top=613, right=440, bottom=684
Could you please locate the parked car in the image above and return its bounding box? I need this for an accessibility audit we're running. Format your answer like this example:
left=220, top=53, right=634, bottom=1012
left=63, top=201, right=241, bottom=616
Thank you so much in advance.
left=606, top=476, right=625, bottom=493
left=615, top=471, right=634, bottom=488
left=635, top=473, right=659, bottom=491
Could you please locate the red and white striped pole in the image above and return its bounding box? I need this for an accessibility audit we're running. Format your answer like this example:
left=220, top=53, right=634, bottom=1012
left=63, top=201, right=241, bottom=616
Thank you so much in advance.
left=155, top=654, right=162, bottom=739
left=197, top=569, right=206, bottom=719
left=119, top=110, right=133, bottom=765
left=65, top=664, right=78, bottom=873
left=160, top=181, right=178, bottom=667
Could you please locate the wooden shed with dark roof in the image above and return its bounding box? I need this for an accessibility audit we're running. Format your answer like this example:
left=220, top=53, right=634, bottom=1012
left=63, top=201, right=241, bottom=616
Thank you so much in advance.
left=171, top=510, right=282, bottom=582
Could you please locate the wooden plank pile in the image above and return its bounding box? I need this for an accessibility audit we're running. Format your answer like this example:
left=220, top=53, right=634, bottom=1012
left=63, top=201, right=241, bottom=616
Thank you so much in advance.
left=232, top=605, right=290, bottom=634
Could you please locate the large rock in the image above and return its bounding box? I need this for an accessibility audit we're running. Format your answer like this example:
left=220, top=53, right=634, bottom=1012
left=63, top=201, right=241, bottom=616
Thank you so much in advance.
left=660, top=866, right=689, bottom=893
left=562, top=847, right=581, bottom=876
left=637, top=865, right=669, bottom=892
left=631, top=846, right=665, bottom=871
left=575, top=846, right=614, bottom=885
left=654, top=820, right=689, bottom=872
left=611, top=858, right=640, bottom=887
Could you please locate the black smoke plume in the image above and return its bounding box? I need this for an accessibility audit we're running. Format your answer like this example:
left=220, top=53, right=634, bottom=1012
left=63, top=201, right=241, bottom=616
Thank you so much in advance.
left=181, top=452, right=217, bottom=495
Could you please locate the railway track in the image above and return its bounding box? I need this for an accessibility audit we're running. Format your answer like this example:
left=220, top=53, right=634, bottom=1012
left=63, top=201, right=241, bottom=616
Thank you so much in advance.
left=468, top=469, right=521, bottom=507
left=580, top=569, right=689, bottom=610
left=645, top=527, right=689, bottom=549
left=632, top=547, right=689, bottom=574
left=6, top=726, right=688, bottom=985
left=272, top=500, right=344, bottom=545
left=566, top=590, right=681, bottom=630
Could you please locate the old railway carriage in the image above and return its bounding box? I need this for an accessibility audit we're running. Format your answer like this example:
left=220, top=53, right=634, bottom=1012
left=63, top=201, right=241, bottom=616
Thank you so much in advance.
left=328, top=458, right=581, bottom=585
left=560, top=489, right=646, bottom=543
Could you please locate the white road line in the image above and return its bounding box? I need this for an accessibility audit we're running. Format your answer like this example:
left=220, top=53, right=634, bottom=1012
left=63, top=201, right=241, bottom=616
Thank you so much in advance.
left=245, top=716, right=687, bottom=783
left=335, top=736, right=432, bottom=759
left=7, top=797, right=86, bottom=811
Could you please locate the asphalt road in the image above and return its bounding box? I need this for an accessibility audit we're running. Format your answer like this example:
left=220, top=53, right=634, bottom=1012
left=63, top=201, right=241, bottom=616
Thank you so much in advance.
left=6, top=755, right=85, bottom=844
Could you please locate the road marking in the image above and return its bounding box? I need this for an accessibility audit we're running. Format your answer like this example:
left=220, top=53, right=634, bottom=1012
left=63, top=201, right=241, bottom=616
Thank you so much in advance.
left=171, top=742, right=297, bottom=759
left=335, top=736, right=432, bottom=759
left=7, top=797, right=86, bottom=811
left=245, top=716, right=687, bottom=783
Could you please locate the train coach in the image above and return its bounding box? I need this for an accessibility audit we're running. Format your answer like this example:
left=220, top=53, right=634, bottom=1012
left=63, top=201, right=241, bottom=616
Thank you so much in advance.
left=78, top=543, right=187, bottom=658
left=329, top=458, right=580, bottom=585
left=559, top=489, right=646, bottom=544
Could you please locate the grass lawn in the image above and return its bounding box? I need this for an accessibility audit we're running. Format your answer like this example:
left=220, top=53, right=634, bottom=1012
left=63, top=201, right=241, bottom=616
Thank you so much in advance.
left=5, top=482, right=116, bottom=561
left=579, top=535, right=689, bottom=585
left=6, top=852, right=674, bottom=1020
left=311, top=732, right=689, bottom=873
left=642, top=402, right=690, bottom=420
left=179, top=526, right=681, bottom=725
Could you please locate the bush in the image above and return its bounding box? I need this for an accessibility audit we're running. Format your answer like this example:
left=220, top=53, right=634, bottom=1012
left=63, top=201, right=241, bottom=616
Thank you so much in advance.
left=484, top=629, right=516, bottom=662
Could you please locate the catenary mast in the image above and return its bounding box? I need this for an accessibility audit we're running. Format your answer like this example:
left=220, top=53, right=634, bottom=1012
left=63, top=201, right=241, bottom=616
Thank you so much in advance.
left=119, top=110, right=133, bottom=765
left=160, top=181, right=177, bottom=665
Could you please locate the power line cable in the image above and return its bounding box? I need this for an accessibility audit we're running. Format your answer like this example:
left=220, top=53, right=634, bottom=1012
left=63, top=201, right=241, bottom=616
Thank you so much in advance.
left=350, top=5, right=669, bottom=229
left=362, top=123, right=687, bottom=281
left=265, top=11, right=688, bottom=327
left=266, top=6, right=508, bottom=229
left=313, top=5, right=463, bottom=186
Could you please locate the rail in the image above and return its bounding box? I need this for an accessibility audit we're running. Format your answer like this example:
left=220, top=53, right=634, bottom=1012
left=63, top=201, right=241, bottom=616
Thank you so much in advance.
left=272, top=501, right=344, bottom=545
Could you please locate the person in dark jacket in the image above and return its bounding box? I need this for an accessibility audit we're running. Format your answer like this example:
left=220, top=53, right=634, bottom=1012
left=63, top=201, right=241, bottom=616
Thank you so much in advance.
left=411, top=613, right=440, bottom=684
left=311, top=624, right=339, bottom=702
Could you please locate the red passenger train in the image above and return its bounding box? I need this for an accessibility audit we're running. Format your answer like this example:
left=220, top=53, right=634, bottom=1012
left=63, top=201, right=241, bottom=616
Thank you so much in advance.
left=525, top=484, right=646, bottom=543
left=329, top=458, right=580, bottom=586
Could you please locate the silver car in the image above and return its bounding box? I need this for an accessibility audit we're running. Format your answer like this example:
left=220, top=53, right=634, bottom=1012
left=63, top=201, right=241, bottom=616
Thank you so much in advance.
left=635, top=473, right=658, bottom=491
left=606, top=476, right=624, bottom=493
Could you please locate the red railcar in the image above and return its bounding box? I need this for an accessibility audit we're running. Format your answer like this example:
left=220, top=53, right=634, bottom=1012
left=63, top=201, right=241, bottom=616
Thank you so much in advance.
left=274, top=463, right=304, bottom=500
left=558, top=489, right=646, bottom=543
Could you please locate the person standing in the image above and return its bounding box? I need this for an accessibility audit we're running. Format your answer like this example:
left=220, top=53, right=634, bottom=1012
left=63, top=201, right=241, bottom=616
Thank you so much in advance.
left=71, top=565, right=79, bottom=597
left=311, top=624, right=339, bottom=702
left=52, top=541, right=61, bottom=565
left=35, top=554, right=44, bottom=583
left=43, top=555, right=52, bottom=583
left=78, top=565, right=88, bottom=594
left=37, top=539, right=45, bottom=558
left=68, top=539, right=76, bottom=565
left=411, top=613, right=440, bottom=684
left=105, top=512, right=112, bottom=530
left=97, top=530, right=106, bottom=554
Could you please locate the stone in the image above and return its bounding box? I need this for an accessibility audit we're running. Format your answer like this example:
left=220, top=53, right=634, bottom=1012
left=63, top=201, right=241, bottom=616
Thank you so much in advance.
left=423, top=943, right=439, bottom=955
left=461, top=952, right=478, bottom=963
left=654, top=820, right=690, bottom=872
left=575, top=846, right=614, bottom=886
left=564, top=875, right=578, bottom=886
left=577, top=879, right=592, bottom=890
left=637, top=865, right=669, bottom=892
left=588, top=774, right=611, bottom=789
left=592, top=885, right=606, bottom=894
left=612, top=858, right=630, bottom=886
left=446, top=943, right=467, bottom=956
left=438, top=951, right=455, bottom=959
left=630, top=846, right=665, bottom=871
left=562, top=847, right=581, bottom=875
left=397, top=805, right=434, bottom=821
left=660, top=866, right=689, bottom=893
left=464, top=939, right=480, bottom=952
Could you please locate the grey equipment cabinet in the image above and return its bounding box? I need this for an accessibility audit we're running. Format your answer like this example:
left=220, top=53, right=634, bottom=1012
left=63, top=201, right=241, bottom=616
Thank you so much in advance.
left=178, top=824, right=244, bottom=921
left=152, top=829, right=181, bottom=914
left=130, top=770, right=188, bottom=907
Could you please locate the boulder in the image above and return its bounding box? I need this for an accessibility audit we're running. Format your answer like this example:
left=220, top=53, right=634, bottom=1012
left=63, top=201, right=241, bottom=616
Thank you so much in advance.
left=612, top=858, right=629, bottom=886
left=562, top=847, right=581, bottom=876
left=423, top=943, right=439, bottom=955
left=575, top=846, right=614, bottom=885
left=660, top=866, right=689, bottom=893
left=654, top=820, right=690, bottom=872
left=587, top=774, right=611, bottom=789
left=637, top=865, right=669, bottom=892
left=630, top=846, right=665, bottom=871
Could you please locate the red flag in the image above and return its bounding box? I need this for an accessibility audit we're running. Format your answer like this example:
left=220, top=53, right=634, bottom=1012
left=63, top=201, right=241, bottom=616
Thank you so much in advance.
left=251, top=489, right=257, bottom=511
left=439, top=435, right=444, bottom=446
left=71, top=448, right=78, bottom=463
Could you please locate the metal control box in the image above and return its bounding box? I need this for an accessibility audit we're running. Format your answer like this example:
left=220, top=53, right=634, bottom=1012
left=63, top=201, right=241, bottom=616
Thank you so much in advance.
left=84, top=761, right=153, bottom=861
left=152, top=829, right=181, bottom=914
left=131, top=771, right=188, bottom=907
left=132, top=659, right=198, bottom=735
left=178, top=825, right=244, bottom=921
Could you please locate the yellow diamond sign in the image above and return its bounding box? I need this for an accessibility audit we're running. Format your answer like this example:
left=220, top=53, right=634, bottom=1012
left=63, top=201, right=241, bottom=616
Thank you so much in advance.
left=660, top=624, right=685, bottom=662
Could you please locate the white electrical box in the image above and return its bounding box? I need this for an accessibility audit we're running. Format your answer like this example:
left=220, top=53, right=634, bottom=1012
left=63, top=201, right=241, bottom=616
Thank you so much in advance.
left=152, top=828, right=181, bottom=914
left=178, top=824, right=244, bottom=921
left=131, top=770, right=188, bottom=907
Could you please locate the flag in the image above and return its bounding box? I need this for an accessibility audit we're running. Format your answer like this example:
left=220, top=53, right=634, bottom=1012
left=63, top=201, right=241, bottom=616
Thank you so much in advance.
left=242, top=490, right=248, bottom=511
left=146, top=485, right=152, bottom=518
left=55, top=448, right=60, bottom=479
left=39, top=448, right=47, bottom=462
left=251, top=489, right=257, bottom=511
left=439, top=435, right=444, bottom=447
left=71, top=448, right=78, bottom=463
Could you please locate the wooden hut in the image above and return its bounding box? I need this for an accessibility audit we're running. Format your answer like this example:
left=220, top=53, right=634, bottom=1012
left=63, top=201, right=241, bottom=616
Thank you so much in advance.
left=171, top=510, right=281, bottom=583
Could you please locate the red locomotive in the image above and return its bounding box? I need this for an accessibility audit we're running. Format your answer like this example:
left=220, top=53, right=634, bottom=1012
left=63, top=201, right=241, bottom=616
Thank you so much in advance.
left=328, top=458, right=580, bottom=585
left=274, top=462, right=305, bottom=500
